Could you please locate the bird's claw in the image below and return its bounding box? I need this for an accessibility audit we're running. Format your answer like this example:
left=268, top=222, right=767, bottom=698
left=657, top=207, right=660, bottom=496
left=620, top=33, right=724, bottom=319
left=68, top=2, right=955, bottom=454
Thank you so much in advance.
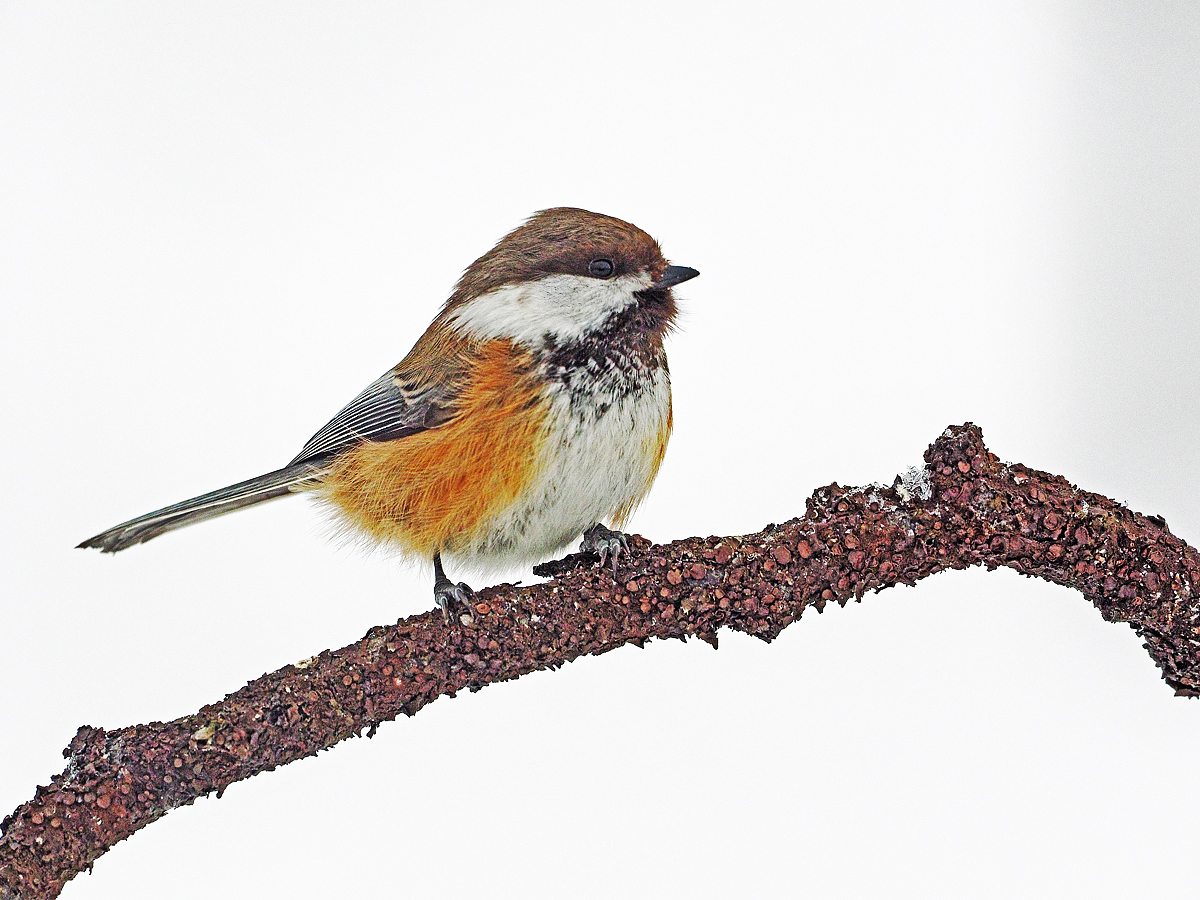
left=580, top=523, right=630, bottom=576
left=434, top=578, right=474, bottom=622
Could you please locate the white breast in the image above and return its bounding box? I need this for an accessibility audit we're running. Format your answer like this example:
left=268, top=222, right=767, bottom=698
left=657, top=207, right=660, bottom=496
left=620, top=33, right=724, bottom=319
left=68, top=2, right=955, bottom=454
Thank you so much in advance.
left=448, top=365, right=671, bottom=572
left=442, top=272, right=671, bottom=572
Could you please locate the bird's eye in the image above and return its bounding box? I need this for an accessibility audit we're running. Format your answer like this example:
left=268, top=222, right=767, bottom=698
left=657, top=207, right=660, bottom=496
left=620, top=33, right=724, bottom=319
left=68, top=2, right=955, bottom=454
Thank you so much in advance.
left=588, top=259, right=615, bottom=279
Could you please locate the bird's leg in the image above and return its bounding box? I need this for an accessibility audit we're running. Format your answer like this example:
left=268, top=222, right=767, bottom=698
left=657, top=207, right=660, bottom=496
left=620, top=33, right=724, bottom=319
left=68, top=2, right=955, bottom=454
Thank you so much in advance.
left=580, top=522, right=630, bottom=575
left=432, top=553, right=473, bottom=621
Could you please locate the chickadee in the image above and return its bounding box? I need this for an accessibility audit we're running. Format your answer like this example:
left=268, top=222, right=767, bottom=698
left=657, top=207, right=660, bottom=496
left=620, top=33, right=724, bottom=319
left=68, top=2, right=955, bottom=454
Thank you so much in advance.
left=79, top=207, right=698, bottom=615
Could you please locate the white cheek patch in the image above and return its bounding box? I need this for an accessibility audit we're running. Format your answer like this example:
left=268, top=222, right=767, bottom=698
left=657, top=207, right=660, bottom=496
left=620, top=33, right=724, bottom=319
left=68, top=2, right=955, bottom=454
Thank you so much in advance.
left=448, top=272, right=651, bottom=345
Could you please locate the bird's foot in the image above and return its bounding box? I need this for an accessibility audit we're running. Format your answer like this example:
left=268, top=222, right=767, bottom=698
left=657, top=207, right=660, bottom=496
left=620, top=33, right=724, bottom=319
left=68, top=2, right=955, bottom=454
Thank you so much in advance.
left=580, top=523, right=630, bottom=575
left=434, top=577, right=474, bottom=622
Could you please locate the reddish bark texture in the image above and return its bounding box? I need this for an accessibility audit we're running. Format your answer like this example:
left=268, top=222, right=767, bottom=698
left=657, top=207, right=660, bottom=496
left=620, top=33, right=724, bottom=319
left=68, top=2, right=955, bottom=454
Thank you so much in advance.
left=2, top=424, right=1198, bottom=899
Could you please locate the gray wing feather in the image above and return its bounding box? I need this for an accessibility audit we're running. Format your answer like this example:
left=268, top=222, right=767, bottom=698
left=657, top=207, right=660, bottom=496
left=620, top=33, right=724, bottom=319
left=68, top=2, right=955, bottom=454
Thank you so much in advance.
left=289, top=369, right=457, bottom=466
left=79, top=366, right=460, bottom=554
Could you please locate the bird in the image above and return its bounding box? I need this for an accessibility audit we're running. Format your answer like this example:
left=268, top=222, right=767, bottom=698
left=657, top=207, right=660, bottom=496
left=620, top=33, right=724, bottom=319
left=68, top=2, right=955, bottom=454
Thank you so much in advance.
left=78, top=207, right=698, bottom=615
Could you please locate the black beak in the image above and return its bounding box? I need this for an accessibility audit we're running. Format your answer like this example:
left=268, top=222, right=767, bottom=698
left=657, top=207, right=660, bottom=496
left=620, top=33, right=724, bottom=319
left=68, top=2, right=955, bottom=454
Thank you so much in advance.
left=651, top=265, right=699, bottom=290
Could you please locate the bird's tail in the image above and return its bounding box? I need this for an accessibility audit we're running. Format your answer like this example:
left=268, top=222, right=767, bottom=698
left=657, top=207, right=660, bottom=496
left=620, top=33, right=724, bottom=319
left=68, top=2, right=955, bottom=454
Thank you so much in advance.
left=77, top=463, right=327, bottom=553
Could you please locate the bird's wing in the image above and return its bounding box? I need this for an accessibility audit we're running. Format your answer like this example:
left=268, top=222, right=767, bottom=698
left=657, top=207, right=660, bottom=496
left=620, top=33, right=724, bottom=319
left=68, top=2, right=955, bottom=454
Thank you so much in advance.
left=289, top=360, right=465, bottom=466
left=289, top=322, right=478, bottom=466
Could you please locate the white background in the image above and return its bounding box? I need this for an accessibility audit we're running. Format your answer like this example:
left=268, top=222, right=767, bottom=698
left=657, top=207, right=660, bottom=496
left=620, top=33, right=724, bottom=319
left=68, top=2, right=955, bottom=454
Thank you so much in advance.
left=2, top=3, right=1198, bottom=897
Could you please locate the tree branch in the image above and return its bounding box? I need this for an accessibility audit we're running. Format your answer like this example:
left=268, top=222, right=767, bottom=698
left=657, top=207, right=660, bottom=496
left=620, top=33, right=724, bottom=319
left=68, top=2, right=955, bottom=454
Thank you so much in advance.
left=2, top=423, right=1197, bottom=899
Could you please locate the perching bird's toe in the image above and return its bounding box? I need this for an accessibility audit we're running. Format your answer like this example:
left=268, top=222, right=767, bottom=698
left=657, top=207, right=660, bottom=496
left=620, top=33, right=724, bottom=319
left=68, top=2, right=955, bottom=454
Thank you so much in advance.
left=580, top=522, right=631, bottom=575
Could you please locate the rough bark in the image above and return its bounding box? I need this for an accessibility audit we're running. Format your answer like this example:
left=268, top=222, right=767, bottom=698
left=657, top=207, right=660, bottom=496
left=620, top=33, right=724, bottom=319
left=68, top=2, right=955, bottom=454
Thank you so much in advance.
left=2, top=423, right=1197, bottom=899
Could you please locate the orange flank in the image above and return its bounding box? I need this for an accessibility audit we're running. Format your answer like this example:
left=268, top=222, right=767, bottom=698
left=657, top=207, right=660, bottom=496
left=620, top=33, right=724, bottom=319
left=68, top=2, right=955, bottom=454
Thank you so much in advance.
left=322, top=340, right=547, bottom=558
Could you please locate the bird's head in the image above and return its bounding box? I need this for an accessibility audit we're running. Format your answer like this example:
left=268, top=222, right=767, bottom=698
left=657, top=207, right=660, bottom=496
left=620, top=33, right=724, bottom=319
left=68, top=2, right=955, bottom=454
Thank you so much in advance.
left=442, top=207, right=698, bottom=347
